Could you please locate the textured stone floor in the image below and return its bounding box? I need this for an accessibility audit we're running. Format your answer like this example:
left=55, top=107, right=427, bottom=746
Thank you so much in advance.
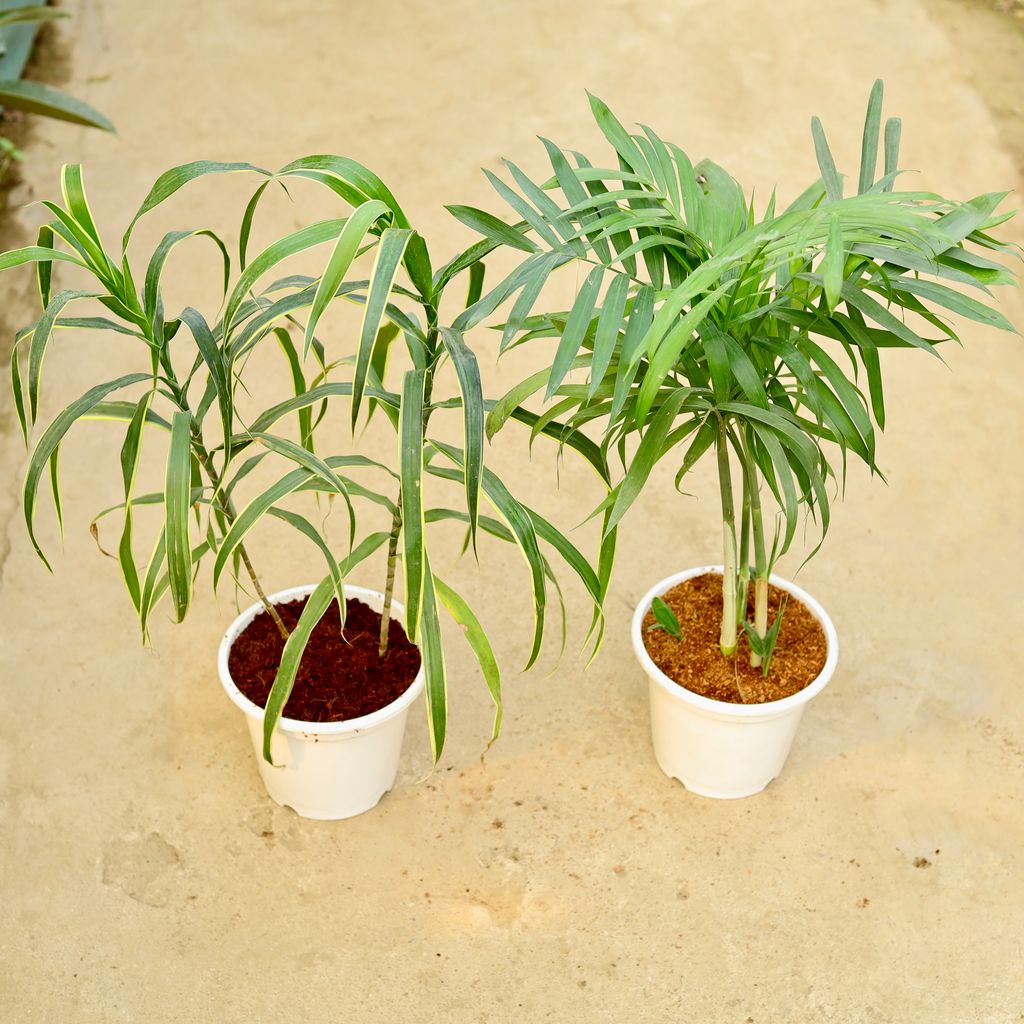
left=1, top=2, right=1023, bottom=1021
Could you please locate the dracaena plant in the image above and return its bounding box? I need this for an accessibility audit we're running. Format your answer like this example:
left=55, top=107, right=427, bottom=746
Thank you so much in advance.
left=451, top=81, right=1018, bottom=669
left=6, top=157, right=602, bottom=764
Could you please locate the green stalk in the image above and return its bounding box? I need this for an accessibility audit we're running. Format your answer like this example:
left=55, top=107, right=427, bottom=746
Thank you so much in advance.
left=377, top=498, right=402, bottom=657
left=737, top=467, right=751, bottom=626
left=740, top=432, right=769, bottom=667
left=716, top=418, right=738, bottom=657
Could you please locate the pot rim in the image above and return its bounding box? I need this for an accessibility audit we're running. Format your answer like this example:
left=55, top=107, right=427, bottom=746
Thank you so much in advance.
left=631, top=565, right=839, bottom=719
left=217, top=583, right=425, bottom=735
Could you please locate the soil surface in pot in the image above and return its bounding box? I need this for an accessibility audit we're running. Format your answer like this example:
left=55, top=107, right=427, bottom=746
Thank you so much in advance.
left=642, top=573, right=827, bottom=704
left=229, top=597, right=421, bottom=722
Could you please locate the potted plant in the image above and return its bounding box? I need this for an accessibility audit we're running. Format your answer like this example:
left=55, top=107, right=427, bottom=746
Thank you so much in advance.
left=5, top=158, right=601, bottom=818
left=452, top=81, right=1018, bottom=797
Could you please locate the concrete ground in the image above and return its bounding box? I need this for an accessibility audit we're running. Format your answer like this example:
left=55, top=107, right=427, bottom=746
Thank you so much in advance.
left=2, top=1, right=1023, bottom=1021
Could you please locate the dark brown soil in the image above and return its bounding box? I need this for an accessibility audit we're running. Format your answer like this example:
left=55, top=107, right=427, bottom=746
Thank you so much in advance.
left=642, top=573, right=827, bottom=704
left=228, top=597, right=421, bottom=723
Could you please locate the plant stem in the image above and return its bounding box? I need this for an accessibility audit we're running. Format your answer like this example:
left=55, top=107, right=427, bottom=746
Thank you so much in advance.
left=191, top=435, right=290, bottom=641
left=378, top=498, right=402, bottom=657
left=716, top=418, right=738, bottom=657
left=740, top=432, right=768, bottom=668
left=737, top=467, right=751, bottom=627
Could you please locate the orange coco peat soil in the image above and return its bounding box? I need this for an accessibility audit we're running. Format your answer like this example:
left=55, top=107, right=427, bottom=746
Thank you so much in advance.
left=642, top=573, right=827, bottom=704
left=228, top=597, right=422, bottom=722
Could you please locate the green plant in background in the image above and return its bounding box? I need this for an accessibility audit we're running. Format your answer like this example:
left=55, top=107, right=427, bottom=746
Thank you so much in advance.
left=3, top=157, right=602, bottom=764
left=453, top=80, right=1018, bottom=670
left=0, top=3, right=113, bottom=184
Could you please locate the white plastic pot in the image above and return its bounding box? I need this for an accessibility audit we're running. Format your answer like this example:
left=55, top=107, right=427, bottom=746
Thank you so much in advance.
left=218, top=584, right=424, bottom=820
left=632, top=566, right=838, bottom=799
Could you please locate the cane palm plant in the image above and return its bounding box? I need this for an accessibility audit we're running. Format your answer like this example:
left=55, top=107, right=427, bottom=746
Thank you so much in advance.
left=452, top=81, right=1018, bottom=668
left=5, top=157, right=602, bottom=766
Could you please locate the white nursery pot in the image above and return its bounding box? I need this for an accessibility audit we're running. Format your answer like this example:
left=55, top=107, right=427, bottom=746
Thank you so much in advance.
left=632, top=566, right=838, bottom=799
left=218, top=584, right=424, bottom=821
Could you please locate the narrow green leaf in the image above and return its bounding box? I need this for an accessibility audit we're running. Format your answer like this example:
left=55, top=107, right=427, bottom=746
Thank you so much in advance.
left=810, top=116, right=842, bottom=202
left=419, top=558, right=447, bottom=762
left=607, top=388, right=694, bottom=533
left=0, top=80, right=113, bottom=131
left=304, top=200, right=391, bottom=355
left=164, top=411, right=194, bottom=622
left=823, top=214, right=843, bottom=312
left=446, top=205, right=538, bottom=253
left=547, top=265, right=603, bottom=398
left=883, top=118, right=902, bottom=191
left=29, top=291, right=96, bottom=423
left=262, top=577, right=335, bottom=764
left=24, top=373, right=150, bottom=567
left=434, top=576, right=501, bottom=743
left=351, top=226, right=412, bottom=425
left=400, top=369, right=427, bottom=642
left=858, top=80, right=884, bottom=195
left=179, top=307, right=232, bottom=458
left=439, top=328, right=484, bottom=550
left=589, top=272, right=630, bottom=398
left=117, top=391, right=154, bottom=611
left=124, top=161, right=269, bottom=252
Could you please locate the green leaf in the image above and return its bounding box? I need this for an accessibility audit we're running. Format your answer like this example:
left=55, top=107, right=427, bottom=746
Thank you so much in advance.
left=0, top=244, right=85, bottom=274
left=606, top=388, right=693, bottom=534
left=249, top=432, right=348, bottom=500
left=0, top=79, right=113, bottom=131
left=587, top=92, right=650, bottom=178
left=892, top=277, right=1016, bottom=333
left=430, top=440, right=547, bottom=669
left=262, top=576, right=335, bottom=764
left=0, top=6, right=68, bottom=28
left=24, top=373, right=150, bottom=567
left=272, top=328, right=313, bottom=449
left=434, top=576, right=501, bottom=743
left=648, top=596, right=683, bottom=640
left=439, top=327, right=484, bottom=549
left=27, top=288, right=95, bottom=423
left=400, top=369, right=427, bottom=642
left=124, top=161, right=269, bottom=252
left=810, top=116, right=842, bottom=202
left=351, top=226, right=412, bottom=425
left=164, top=411, right=194, bottom=622
left=266, top=507, right=345, bottom=622
left=547, top=265, right=603, bottom=398
left=114, top=391, right=155, bottom=612
left=446, top=205, right=538, bottom=253
left=883, top=118, right=902, bottom=191
left=179, top=307, right=232, bottom=458
left=858, top=80, right=884, bottom=195
left=590, top=272, right=630, bottom=398
left=304, top=199, right=391, bottom=356
left=145, top=230, right=230, bottom=321
left=418, top=557, right=447, bottom=762
left=223, top=218, right=349, bottom=334
left=841, top=281, right=939, bottom=356
left=823, top=213, right=843, bottom=312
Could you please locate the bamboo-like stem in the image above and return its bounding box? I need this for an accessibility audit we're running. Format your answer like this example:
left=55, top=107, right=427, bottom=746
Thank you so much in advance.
left=378, top=498, right=402, bottom=657
left=739, top=432, right=769, bottom=668
left=191, top=434, right=290, bottom=641
left=737, top=470, right=751, bottom=626
left=716, top=418, right=738, bottom=657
